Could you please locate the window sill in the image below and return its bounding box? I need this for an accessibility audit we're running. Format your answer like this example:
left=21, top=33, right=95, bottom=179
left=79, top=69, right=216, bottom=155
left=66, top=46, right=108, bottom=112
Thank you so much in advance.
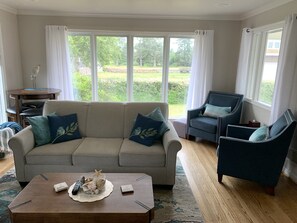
left=244, top=98, right=271, bottom=112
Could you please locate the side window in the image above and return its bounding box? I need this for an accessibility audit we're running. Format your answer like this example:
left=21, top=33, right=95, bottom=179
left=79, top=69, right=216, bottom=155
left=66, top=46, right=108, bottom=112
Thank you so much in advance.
left=246, top=25, right=283, bottom=107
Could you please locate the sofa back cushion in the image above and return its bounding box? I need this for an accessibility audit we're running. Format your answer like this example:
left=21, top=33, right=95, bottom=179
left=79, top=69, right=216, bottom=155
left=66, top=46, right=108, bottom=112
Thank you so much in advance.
left=43, top=101, right=89, bottom=137
left=124, top=102, right=168, bottom=138
left=86, top=102, right=125, bottom=138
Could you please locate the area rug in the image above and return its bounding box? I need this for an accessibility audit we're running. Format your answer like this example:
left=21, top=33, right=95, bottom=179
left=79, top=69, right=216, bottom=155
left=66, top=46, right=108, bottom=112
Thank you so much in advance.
left=0, top=161, right=203, bottom=223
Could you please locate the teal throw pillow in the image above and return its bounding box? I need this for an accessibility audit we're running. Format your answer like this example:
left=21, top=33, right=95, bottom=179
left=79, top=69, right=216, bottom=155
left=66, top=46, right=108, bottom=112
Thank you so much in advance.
left=146, top=107, right=170, bottom=139
left=48, top=113, right=81, bottom=144
left=249, top=126, right=269, bottom=142
left=129, top=113, right=163, bottom=146
left=28, top=113, right=55, bottom=147
left=203, top=104, right=231, bottom=118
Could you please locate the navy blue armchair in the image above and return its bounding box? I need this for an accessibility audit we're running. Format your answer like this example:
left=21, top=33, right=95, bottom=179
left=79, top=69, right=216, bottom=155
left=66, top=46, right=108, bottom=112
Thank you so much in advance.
left=187, top=91, right=243, bottom=143
left=217, top=109, right=296, bottom=195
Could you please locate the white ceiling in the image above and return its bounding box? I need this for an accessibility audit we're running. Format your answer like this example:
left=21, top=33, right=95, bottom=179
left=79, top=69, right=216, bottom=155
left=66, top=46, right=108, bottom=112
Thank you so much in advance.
left=0, top=0, right=293, bottom=20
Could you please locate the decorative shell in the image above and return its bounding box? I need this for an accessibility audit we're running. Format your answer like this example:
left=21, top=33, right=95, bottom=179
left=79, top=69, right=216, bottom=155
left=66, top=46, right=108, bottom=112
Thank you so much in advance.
left=82, top=170, right=106, bottom=195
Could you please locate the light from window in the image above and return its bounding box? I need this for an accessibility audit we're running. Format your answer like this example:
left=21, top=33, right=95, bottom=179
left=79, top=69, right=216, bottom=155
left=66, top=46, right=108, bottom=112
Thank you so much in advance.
left=68, top=32, right=194, bottom=118
left=246, top=24, right=283, bottom=107
left=168, top=38, right=194, bottom=118
left=133, top=37, right=163, bottom=102
left=68, top=35, right=92, bottom=101
left=258, top=30, right=282, bottom=105
left=97, top=36, right=127, bottom=102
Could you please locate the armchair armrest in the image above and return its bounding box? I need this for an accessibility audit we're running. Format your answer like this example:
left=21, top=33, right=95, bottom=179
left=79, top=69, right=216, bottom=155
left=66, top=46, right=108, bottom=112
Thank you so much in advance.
left=8, top=126, right=35, bottom=182
left=187, top=104, right=205, bottom=132
left=226, top=125, right=257, bottom=140
left=217, top=135, right=289, bottom=186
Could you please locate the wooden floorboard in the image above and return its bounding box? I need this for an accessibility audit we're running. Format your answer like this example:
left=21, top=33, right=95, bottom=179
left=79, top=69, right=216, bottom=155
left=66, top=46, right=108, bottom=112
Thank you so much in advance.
left=1, top=139, right=297, bottom=222
left=178, top=138, right=297, bottom=223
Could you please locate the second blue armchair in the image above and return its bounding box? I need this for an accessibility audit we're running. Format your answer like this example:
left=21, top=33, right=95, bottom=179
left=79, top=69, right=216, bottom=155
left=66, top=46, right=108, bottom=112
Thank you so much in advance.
left=187, top=91, right=243, bottom=143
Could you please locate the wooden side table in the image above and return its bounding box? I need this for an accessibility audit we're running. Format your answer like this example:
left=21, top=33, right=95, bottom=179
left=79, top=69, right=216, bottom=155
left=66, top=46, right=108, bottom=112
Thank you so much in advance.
left=7, top=88, right=61, bottom=125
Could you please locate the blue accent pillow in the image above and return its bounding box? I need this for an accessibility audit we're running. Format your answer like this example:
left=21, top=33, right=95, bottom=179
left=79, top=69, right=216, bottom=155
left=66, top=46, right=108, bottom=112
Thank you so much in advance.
left=249, top=126, right=269, bottom=142
left=48, top=113, right=81, bottom=144
left=203, top=103, right=231, bottom=118
left=129, top=113, right=163, bottom=146
left=28, top=114, right=55, bottom=146
left=146, top=107, right=170, bottom=139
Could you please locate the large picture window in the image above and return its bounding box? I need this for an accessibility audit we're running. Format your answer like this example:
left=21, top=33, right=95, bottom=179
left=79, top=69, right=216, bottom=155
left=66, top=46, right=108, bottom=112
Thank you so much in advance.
left=246, top=23, right=283, bottom=107
left=68, top=31, right=194, bottom=118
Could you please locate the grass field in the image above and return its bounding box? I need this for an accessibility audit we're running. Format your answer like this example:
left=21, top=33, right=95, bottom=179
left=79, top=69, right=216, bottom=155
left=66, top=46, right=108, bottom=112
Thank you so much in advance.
left=74, top=68, right=190, bottom=117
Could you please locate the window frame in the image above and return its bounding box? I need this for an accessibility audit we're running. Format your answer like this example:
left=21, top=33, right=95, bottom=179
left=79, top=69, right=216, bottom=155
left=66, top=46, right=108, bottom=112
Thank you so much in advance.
left=245, top=22, right=284, bottom=110
left=68, top=29, right=195, bottom=117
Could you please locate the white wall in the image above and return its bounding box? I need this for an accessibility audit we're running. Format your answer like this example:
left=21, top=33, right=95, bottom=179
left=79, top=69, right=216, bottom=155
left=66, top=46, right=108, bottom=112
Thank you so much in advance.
left=0, top=9, right=23, bottom=90
left=17, top=15, right=241, bottom=93
left=242, top=0, right=297, bottom=182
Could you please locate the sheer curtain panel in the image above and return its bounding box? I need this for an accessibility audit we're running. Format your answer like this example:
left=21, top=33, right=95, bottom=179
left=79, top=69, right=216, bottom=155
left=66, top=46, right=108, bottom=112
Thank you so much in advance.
left=235, top=28, right=252, bottom=95
left=46, top=25, right=73, bottom=100
left=186, top=30, right=214, bottom=109
left=270, top=14, right=297, bottom=123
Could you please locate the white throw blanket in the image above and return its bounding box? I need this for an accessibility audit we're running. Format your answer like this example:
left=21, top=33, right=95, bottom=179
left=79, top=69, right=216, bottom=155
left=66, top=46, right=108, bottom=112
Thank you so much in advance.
left=0, top=127, right=14, bottom=153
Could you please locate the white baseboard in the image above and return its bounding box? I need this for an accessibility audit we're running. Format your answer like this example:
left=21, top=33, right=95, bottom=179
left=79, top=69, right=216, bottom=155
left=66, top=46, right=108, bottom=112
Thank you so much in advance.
left=283, top=158, right=297, bottom=184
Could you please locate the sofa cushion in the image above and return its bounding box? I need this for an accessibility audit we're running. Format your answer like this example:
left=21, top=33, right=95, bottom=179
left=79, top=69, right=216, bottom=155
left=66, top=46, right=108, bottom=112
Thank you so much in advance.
left=129, top=114, right=163, bottom=146
left=26, top=138, right=84, bottom=165
left=48, top=113, right=81, bottom=144
left=119, top=138, right=166, bottom=167
left=190, top=116, right=217, bottom=133
left=86, top=103, right=125, bottom=138
left=72, top=138, right=123, bottom=167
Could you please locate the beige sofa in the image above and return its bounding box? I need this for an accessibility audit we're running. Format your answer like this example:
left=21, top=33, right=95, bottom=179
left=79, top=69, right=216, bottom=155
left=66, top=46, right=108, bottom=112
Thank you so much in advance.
left=9, top=101, right=182, bottom=186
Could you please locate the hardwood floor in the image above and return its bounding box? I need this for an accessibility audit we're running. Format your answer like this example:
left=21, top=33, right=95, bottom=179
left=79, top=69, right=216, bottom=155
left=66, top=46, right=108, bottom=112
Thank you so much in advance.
left=1, top=139, right=297, bottom=223
left=0, top=153, right=14, bottom=176
left=178, top=138, right=297, bottom=223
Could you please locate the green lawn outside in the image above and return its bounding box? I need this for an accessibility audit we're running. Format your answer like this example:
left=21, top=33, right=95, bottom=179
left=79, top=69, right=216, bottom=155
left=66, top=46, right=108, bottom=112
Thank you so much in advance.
left=73, top=68, right=190, bottom=117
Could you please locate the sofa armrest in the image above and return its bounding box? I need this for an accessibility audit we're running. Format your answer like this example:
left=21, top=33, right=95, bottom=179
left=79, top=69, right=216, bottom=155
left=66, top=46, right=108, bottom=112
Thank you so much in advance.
left=8, top=126, right=35, bottom=182
left=163, top=121, right=182, bottom=163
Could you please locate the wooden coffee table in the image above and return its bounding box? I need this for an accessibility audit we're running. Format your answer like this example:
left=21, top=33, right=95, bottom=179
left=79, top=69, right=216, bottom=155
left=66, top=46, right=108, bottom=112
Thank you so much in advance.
left=9, top=173, right=154, bottom=223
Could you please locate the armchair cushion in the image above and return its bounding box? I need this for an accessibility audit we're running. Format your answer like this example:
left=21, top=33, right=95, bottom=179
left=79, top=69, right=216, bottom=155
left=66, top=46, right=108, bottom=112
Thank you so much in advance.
left=190, top=116, right=217, bottom=133
left=270, top=115, right=287, bottom=137
left=209, top=94, right=239, bottom=110
left=203, top=103, right=231, bottom=118
left=249, top=126, right=269, bottom=142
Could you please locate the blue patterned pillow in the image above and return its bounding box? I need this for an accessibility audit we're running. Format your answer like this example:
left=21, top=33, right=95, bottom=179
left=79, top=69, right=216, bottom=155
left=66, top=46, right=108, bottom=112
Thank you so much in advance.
left=48, top=113, right=81, bottom=144
left=146, top=107, right=169, bottom=139
left=129, top=114, right=163, bottom=146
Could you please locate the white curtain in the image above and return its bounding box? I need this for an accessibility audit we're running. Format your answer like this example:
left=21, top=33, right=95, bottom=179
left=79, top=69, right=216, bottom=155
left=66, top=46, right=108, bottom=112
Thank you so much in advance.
left=46, top=25, right=73, bottom=100
left=270, top=14, right=297, bottom=123
left=186, top=30, right=214, bottom=109
left=235, top=28, right=252, bottom=95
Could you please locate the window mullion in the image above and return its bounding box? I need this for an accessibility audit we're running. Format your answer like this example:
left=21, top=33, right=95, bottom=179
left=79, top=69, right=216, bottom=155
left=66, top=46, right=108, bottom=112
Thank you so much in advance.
left=91, top=34, right=98, bottom=101
left=162, top=36, right=170, bottom=102
left=127, top=36, right=133, bottom=101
